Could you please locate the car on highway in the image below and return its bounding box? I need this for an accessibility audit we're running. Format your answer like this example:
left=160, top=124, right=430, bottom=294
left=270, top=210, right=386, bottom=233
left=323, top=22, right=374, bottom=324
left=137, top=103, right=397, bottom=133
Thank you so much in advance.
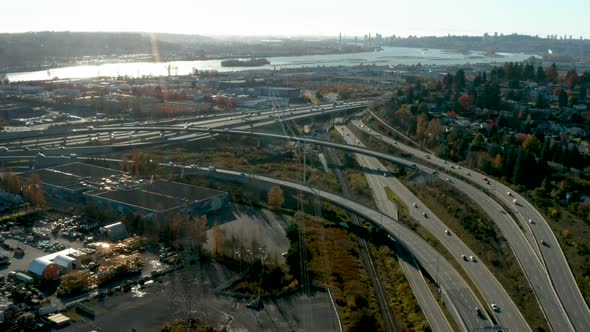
left=189, top=164, right=198, bottom=169
left=507, top=191, right=512, bottom=196
left=470, top=256, right=477, bottom=262
left=445, top=229, right=451, bottom=235
left=475, top=307, right=482, bottom=316
left=462, top=254, right=468, bottom=261
left=512, top=199, right=518, bottom=204
left=412, top=203, right=418, bottom=208
left=528, top=219, right=534, bottom=224
left=422, top=212, right=428, bottom=218
left=491, top=303, right=500, bottom=312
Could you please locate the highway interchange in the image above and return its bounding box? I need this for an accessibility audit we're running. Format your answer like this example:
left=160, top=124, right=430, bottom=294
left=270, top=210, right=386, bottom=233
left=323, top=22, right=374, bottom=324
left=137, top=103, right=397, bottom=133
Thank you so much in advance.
left=1, top=101, right=589, bottom=331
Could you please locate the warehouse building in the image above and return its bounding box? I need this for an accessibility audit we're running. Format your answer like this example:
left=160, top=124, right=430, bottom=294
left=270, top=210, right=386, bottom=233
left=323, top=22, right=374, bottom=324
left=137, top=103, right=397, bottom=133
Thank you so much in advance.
left=19, top=163, right=228, bottom=219
left=86, top=179, right=228, bottom=219
left=28, top=248, right=82, bottom=281
left=100, top=222, right=128, bottom=241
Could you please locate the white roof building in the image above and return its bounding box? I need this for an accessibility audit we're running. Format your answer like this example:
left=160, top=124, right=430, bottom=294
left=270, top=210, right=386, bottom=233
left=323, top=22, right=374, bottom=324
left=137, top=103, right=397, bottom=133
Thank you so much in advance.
left=101, top=222, right=128, bottom=241
left=28, top=248, right=81, bottom=280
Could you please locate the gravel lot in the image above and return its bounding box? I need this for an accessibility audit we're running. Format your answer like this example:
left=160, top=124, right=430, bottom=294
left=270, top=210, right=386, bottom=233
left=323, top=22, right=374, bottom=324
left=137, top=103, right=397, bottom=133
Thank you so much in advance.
left=63, top=262, right=340, bottom=331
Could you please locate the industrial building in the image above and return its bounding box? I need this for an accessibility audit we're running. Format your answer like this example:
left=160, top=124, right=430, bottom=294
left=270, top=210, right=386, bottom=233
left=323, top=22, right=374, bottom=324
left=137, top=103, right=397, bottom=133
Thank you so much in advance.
left=87, top=179, right=228, bottom=219
left=19, top=163, right=228, bottom=219
left=100, top=222, right=128, bottom=241
left=28, top=248, right=82, bottom=281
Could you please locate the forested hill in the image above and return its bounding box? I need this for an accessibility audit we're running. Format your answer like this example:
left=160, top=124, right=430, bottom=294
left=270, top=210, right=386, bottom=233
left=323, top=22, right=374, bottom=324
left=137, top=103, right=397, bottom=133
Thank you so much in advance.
left=0, top=32, right=182, bottom=69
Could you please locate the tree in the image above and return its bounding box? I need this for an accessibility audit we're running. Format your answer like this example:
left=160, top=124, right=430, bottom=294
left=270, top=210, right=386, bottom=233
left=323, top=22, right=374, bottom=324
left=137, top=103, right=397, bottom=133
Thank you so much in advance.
left=545, top=63, right=558, bottom=83
left=23, top=173, right=45, bottom=208
left=453, top=69, right=466, bottom=90
left=458, top=94, right=473, bottom=111
left=212, top=222, right=225, bottom=256
left=536, top=66, right=546, bottom=82
left=558, top=89, right=568, bottom=107
left=425, top=119, right=443, bottom=143
left=416, top=113, right=428, bottom=137
left=267, top=186, right=285, bottom=209
left=492, top=154, right=503, bottom=170
left=2, top=169, right=21, bottom=194
left=566, top=69, right=578, bottom=89
left=522, top=135, right=542, bottom=152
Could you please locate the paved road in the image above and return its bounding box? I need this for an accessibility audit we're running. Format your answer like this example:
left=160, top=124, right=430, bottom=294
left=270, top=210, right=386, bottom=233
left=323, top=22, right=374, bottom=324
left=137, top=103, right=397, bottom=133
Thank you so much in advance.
left=366, top=112, right=589, bottom=331
left=327, top=143, right=453, bottom=332
left=204, top=166, right=496, bottom=331
left=336, top=123, right=530, bottom=332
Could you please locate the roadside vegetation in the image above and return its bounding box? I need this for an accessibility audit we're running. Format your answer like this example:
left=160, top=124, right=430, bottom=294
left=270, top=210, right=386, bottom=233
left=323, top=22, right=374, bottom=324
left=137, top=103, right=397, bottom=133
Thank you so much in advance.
left=368, top=243, right=430, bottom=331
left=403, top=173, right=549, bottom=331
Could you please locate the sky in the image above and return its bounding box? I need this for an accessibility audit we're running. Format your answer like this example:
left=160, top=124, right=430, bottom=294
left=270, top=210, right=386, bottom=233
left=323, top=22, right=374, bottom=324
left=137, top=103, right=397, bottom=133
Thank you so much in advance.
left=2, top=0, right=589, bottom=38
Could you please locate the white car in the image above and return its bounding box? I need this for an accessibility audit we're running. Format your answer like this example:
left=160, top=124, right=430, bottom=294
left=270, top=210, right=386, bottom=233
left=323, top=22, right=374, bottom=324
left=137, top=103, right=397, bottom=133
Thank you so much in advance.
left=507, top=192, right=512, bottom=196
left=528, top=219, right=534, bottom=224
left=422, top=212, right=428, bottom=218
left=513, top=199, right=518, bottom=204
left=491, top=303, right=499, bottom=312
left=461, top=254, right=467, bottom=261
left=445, top=229, right=451, bottom=235
left=412, top=203, right=418, bottom=208
left=470, top=256, right=477, bottom=262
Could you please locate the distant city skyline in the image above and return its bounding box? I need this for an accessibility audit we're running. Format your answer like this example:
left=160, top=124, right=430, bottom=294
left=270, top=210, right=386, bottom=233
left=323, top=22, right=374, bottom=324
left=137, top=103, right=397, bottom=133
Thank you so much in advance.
left=2, top=0, right=589, bottom=39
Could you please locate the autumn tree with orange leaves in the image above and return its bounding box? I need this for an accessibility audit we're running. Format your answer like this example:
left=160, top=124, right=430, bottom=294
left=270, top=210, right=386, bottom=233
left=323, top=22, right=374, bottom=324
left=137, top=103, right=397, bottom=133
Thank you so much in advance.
left=268, top=186, right=285, bottom=210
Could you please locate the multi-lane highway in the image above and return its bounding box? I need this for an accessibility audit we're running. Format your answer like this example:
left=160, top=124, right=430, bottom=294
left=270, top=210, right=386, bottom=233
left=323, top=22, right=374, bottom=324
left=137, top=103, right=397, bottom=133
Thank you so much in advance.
left=4, top=101, right=588, bottom=330
left=335, top=122, right=530, bottom=331
left=330, top=126, right=453, bottom=332
left=365, top=111, right=590, bottom=331
left=168, top=163, right=495, bottom=331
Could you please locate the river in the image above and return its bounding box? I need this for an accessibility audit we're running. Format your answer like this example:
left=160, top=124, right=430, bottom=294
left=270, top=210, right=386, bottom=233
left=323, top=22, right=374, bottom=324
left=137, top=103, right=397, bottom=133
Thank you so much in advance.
left=6, top=47, right=535, bottom=82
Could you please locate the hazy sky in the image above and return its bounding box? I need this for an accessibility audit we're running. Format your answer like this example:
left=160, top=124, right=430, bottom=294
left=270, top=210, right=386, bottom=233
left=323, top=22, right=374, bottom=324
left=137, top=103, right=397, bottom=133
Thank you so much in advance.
left=2, top=0, right=588, bottom=38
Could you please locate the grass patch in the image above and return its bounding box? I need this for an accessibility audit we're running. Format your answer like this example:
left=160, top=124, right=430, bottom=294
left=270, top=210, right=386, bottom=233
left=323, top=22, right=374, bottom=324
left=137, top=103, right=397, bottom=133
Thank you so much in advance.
left=369, top=243, right=430, bottom=331
left=298, top=214, right=384, bottom=331
left=384, top=186, right=408, bottom=218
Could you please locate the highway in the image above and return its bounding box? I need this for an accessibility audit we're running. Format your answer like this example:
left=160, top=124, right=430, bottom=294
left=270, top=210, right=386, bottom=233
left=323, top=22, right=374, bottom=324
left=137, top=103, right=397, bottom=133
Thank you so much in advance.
left=193, top=164, right=492, bottom=331
left=329, top=129, right=453, bottom=332
left=4, top=102, right=586, bottom=330
left=365, top=112, right=590, bottom=331
left=335, top=122, right=530, bottom=331
left=0, top=101, right=369, bottom=149
left=5, top=154, right=492, bottom=331
left=351, top=116, right=572, bottom=330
